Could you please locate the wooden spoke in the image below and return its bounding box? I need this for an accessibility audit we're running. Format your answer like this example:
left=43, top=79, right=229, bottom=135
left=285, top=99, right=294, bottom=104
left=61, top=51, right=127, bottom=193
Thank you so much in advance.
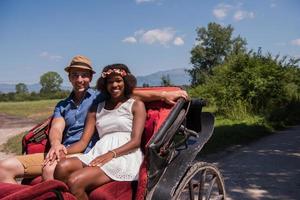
left=188, top=181, right=195, bottom=200
left=198, top=169, right=207, bottom=200
left=172, top=162, right=226, bottom=200
left=205, top=176, right=217, bottom=200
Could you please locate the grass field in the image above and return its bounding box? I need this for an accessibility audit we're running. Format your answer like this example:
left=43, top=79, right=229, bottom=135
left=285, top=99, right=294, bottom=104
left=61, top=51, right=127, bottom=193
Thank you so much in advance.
left=200, top=116, right=272, bottom=154
left=1, top=100, right=273, bottom=155
left=0, top=99, right=60, bottom=121
left=0, top=99, right=61, bottom=154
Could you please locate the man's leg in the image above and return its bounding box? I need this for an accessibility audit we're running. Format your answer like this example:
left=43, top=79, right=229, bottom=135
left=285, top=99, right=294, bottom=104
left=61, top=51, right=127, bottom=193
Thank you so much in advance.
left=0, top=157, right=25, bottom=184
left=0, top=153, right=45, bottom=184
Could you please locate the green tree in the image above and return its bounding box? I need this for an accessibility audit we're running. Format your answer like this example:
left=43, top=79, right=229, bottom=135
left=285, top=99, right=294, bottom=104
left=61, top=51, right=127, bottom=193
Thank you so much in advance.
left=40, top=71, right=63, bottom=94
left=142, top=83, right=150, bottom=87
left=160, top=74, right=172, bottom=86
left=188, top=22, right=247, bottom=86
left=15, top=83, right=28, bottom=94
left=189, top=49, right=300, bottom=119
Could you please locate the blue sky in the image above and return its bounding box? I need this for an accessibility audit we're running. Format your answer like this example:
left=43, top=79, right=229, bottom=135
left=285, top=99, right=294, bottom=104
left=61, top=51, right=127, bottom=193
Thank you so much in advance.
left=0, top=0, right=299, bottom=86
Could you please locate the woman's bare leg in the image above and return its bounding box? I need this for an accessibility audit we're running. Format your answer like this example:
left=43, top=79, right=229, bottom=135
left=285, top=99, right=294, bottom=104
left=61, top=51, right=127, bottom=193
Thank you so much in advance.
left=67, top=166, right=112, bottom=200
left=54, top=157, right=85, bottom=183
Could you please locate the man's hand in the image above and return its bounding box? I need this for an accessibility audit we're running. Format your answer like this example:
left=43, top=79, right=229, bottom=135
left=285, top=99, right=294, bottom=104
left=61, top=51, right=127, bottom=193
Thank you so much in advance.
left=44, top=144, right=67, bottom=165
left=163, top=90, right=189, bottom=105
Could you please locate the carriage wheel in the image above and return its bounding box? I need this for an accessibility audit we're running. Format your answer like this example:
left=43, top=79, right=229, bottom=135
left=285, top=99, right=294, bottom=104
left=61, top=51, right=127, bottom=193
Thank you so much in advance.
left=172, top=162, right=226, bottom=200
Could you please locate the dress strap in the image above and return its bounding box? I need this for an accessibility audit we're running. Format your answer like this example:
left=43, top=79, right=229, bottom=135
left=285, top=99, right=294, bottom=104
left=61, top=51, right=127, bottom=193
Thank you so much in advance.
left=125, top=98, right=135, bottom=110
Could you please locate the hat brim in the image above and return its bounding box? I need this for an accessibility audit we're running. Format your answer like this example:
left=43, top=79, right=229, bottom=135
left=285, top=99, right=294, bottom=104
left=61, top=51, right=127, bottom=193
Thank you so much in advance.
left=65, top=65, right=96, bottom=74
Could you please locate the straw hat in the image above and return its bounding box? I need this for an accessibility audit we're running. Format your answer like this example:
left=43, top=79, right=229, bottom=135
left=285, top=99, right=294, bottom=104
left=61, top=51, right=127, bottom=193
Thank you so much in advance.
left=64, top=55, right=96, bottom=74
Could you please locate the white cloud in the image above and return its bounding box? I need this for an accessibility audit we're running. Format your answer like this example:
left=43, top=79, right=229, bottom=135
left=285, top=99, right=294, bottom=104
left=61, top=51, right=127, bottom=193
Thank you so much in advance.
left=123, top=28, right=184, bottom=47
left=234, top=10, right=255, bottom=21
left=140, top=28, right=175, bottom=45
left=173, top=37, right=184, bottom=46
left=141, top=28, right=173, bottom=45
left=135, top=0, right=155, bottom=4
left=122, top=37, right=137, bottom=43
left=291, top=39, right=300, bottom=46
left=213, top=3, right=254, bottom=22
left=39, top=52, right=63, bottom=61
left=213, top=4, right=233, bottom=20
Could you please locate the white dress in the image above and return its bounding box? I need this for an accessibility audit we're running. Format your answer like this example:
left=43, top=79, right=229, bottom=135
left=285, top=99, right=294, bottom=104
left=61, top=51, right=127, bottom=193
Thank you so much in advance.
left=75, top=98, right=143, bottom=181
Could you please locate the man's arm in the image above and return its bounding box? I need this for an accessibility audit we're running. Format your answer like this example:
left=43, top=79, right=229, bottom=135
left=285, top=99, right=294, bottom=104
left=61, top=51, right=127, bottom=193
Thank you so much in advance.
left=66, top=111, right=97, bottom=154
left=44, top=117, right=66, bottom=164
left=132, top=89, right=188, bottom=105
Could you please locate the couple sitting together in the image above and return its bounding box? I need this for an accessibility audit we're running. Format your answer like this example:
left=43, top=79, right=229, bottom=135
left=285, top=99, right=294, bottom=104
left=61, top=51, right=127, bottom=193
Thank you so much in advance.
left=0, top=55, right=188, bottom=200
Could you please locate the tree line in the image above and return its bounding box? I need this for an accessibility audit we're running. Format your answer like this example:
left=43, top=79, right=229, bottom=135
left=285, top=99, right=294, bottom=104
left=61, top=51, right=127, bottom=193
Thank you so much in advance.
left=1, top=71, right=173, bottom=102
left=0, top=72, right=69, bottom=101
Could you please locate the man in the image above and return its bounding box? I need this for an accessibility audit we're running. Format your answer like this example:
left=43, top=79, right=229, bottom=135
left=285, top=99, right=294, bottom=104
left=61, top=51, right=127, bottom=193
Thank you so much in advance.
left=0, top=55, right=188, bottom=184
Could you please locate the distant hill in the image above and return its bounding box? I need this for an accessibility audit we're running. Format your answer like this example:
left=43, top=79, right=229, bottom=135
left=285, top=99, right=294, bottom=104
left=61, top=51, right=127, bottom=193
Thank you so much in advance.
left=136, top=68, right=190, bottom=86
left=0, top=83, right=16, bottom=93
left=0, top=68, right=190, bottom=93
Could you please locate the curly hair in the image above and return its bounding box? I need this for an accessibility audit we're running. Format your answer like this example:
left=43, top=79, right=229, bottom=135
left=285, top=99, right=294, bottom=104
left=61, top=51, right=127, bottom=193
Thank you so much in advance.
left=96, top=63, right=137, bottom=98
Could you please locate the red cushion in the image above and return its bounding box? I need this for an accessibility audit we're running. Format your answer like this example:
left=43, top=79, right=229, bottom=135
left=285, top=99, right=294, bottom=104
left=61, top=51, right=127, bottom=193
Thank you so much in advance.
left=89, top=181, right=137, bottom=200
left=0, top=183, right=29, bottom=198
left=22, top=117, right=52, bottom=154
left=0, top=180, right=76, bottom=200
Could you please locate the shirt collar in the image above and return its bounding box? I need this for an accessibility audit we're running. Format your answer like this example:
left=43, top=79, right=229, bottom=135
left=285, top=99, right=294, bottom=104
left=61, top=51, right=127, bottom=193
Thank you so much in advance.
left=67, top=87, right=94, bottom=105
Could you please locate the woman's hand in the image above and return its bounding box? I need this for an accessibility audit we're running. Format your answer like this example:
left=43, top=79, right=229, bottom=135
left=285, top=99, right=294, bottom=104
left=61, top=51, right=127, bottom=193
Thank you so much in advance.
left=89, top=151, right=114, bottom=167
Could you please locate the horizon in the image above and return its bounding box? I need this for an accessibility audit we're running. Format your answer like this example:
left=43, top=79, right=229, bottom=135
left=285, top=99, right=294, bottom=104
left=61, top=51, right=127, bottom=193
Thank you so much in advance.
left=0, top=67, right=190, bottom=92
left=0, top=0, right=299, bottom=85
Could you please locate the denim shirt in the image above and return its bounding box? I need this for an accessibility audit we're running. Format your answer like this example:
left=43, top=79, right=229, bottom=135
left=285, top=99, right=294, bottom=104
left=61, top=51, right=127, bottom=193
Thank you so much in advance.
left=53, top=88, right=106, bottom=153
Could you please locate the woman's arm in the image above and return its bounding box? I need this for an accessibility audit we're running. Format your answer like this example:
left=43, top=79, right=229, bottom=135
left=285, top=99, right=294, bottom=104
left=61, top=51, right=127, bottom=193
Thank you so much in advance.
left=89, top=100, right=146, bottom=166
left=66, top=111, right=97, bottom=154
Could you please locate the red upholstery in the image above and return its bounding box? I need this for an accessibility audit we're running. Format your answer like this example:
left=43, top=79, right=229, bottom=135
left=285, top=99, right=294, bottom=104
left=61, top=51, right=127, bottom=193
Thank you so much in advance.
left=0, top=180, right=76, bottom=200
left=22, top=117, right=52, bottom=154
left=0, top=183, right=29, bottom=198
left=89, top=181, right=137, bottom=200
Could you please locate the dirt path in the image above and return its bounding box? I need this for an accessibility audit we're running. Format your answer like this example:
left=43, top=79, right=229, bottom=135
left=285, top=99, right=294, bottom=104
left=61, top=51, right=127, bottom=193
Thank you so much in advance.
left=203, top=126, right=300, bottom=200
left=0, top=114, right=35, bottom=159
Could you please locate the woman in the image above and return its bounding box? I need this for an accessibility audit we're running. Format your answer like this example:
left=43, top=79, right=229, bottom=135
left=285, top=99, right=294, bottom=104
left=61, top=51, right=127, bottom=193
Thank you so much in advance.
left=54, top=64, right=146, bottom=200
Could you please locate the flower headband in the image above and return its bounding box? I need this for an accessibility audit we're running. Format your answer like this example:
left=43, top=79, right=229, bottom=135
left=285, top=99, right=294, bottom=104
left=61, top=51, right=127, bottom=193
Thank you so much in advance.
left=101, top=68, right=128, bottom=78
